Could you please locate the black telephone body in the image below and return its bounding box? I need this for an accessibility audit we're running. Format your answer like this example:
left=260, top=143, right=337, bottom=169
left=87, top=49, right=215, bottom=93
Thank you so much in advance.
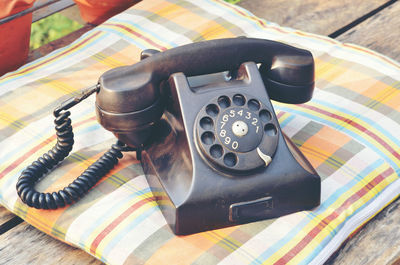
left=96, top=38, right=320, bottom=234
left=17, top=38, right=320, bottom=235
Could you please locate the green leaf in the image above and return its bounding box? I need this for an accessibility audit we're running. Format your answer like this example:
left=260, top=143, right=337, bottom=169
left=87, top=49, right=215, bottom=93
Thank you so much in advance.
left=30, top=13, right=83, bottom=50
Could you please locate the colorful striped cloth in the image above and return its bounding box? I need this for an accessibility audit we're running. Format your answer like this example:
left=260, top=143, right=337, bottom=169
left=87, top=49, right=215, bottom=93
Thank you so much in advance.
left=1, top=0, right=399, bottom=264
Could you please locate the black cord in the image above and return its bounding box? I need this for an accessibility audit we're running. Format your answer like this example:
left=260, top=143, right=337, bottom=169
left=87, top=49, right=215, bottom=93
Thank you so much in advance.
left=16, top=85, right=137, bottom=209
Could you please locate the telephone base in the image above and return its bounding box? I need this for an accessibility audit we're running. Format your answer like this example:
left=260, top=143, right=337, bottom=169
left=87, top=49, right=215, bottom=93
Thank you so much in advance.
left=141, top=127, right=320, bottom=235
left=139, top=62, right=320, bottom=235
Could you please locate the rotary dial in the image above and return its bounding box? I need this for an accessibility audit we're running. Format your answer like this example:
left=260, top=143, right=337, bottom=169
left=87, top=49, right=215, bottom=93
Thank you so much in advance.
left=195, top=93, right=279, bottom=173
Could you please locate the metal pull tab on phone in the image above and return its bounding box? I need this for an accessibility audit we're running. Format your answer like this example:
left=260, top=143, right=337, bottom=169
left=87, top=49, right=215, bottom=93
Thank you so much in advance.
left=257, top=147, right=272, bottom=166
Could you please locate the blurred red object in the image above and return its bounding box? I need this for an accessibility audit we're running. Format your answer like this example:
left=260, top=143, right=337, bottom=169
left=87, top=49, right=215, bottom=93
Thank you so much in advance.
left=74, top=0, right=141, bottom=25
left=0, top=0, right=35, bottom=76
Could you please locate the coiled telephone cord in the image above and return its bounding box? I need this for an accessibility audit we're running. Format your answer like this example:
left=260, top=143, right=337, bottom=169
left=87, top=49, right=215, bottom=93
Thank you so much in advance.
left=16, top=85, right=137, bottom=209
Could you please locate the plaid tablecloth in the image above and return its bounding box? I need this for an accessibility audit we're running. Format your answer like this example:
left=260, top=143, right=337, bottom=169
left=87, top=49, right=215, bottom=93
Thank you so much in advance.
left=1, top=0, right=399, bottom=264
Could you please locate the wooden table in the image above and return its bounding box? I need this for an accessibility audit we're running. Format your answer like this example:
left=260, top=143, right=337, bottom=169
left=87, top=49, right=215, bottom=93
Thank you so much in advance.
left=1, top=1, right=399, bottom=264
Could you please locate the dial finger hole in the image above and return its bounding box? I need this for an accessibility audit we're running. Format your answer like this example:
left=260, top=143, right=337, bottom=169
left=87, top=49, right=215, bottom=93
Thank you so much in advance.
left=248, top=99, right=260, bottom=111
left=232, top=94, right=245, bottom=106
left=264, top=123, right=277, bottom=136
left=210, top=144, right=223, bottom=158
left=218, top=96, right=231, bottom=108
left=200, top=117, right=213, bottom=130
left=201, top=131, right=215, bottom=145
left=224, top=153, right=237, bottom=167
left=259, top=109, right=271, bottom=122
left=206, top=104, right=219, bottom=117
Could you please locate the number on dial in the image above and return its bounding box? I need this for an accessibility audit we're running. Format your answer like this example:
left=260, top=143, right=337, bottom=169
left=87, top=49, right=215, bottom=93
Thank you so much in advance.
left=216, top=107, right=262, bottom=152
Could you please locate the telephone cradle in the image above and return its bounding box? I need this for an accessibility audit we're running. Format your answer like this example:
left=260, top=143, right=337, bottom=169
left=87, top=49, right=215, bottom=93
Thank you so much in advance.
left=16, top=38, right=321, bottom=235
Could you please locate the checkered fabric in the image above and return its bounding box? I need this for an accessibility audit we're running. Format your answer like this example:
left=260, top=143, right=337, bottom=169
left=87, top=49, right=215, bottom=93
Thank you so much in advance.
left=0, top=0, right=399, bottom=264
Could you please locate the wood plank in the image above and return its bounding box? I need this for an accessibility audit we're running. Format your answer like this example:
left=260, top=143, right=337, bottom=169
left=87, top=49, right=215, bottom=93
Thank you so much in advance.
left=0, top=206, right=22, bottom=238
left=0, top=221, right=102, bottom=264
left=27, top=23, right=95, bottom=62
left=32, top=0, right=75, bottom=22
left=237, top=0, right=384, bottom=35
left=337, top=1, right=400, bottom=61
left=0, top=205, right=15, bottom=224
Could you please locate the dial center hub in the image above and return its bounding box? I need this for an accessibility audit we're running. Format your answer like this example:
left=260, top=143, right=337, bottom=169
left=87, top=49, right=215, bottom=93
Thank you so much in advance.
left=232, top=120, right=248, bottom=137
left=216, top=107, right=263, bottom=153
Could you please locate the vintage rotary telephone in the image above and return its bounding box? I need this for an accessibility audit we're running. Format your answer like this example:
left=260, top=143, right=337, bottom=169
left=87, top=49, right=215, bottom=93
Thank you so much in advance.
left=17, top=38, right=320, bottom=235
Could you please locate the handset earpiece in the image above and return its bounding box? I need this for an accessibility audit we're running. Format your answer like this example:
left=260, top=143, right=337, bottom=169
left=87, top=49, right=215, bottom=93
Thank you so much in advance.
left=259, top=54, right=314, bottom=104
left=96, top=50, right=164, bottom=148
left=96, top=37, right=315, bottom=147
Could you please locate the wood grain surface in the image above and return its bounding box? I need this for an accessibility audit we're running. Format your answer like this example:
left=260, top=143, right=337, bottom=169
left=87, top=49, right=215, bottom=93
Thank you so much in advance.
left=237, top=0, right=384, bottom=35
left=337, top=1, right=400, bottom=61
left=0, top=222, right=102, bottom=264
left=0, top=206, right=14, bottom=224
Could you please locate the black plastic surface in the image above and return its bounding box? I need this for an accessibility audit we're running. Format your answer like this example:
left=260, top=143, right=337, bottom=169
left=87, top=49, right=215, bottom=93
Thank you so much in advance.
left=96, top=38, right=314, bottom=148
left=94, top=38, right=320, bottom=235
left=140, top=62, right=320, bottom=235
left=96, top=37, right=314, bottom=113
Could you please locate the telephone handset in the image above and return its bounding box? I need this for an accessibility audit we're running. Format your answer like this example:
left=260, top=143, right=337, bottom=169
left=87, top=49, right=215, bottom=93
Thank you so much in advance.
left=17, top=38, right=320, bottom=235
